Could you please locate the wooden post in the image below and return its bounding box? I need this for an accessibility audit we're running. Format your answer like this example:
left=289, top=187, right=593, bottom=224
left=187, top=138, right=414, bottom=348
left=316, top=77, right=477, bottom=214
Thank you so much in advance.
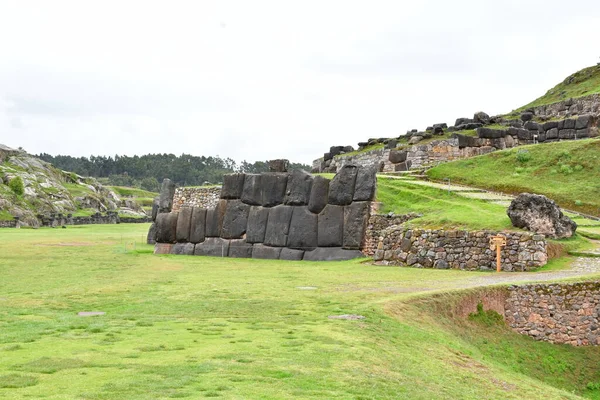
left=489, top=235, right=507, bottom=272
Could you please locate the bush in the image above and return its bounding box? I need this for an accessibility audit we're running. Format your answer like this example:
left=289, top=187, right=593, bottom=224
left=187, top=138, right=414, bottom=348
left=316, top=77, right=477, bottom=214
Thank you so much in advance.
left=8, top=176, right=24, bottom=196
left=140, top=177, right=160, bottom=192
left=515, top=149, right=531, bottom=163
left=468, top=302, right=504, bottom=326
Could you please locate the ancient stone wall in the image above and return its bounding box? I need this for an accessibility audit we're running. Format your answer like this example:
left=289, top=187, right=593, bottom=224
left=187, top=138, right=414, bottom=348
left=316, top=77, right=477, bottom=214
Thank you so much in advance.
left=153, top=166, right=377, bottom=261
left=363, top=213, right=421, bottom=256
left=505, top=281, right=600, bottom=346
left=172, top=186, right=221, bottom=212
left=371, top=223, right=547, bottom=271
left=0, top=220, right=17, bottom=228
left=531, top=94, right=600, bottom=120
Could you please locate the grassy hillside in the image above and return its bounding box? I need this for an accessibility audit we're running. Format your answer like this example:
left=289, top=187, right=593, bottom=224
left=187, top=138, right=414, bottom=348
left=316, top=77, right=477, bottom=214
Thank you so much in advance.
left=427, top=139, right=600, bottom=216
left=2, top=224, right=600, bottom=398
left=516, top=64, right=600, bottom=111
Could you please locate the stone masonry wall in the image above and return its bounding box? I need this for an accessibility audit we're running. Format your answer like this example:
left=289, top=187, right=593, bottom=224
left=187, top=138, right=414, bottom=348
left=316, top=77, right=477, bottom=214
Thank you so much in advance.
left=532, top=94, right=600, bottom=120
left=172, top=187, right=221, bottom=212
left=371, top=223, right=547, bottom=271
left=505, top=281, right=600, bottom=346
left=152, top=165, right=377, bottom=261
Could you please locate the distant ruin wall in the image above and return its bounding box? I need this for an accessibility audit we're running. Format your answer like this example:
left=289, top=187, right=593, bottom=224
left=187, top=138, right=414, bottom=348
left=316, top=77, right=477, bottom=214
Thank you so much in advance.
left=152, top=165, right=377, bottom=261
left=505, top=281, right=600, bottom=346
left=531, top=94, right=600, bottom=120
left=172, top=187, right=221, bottom=212
left=370, top=221, right=547, bottom=271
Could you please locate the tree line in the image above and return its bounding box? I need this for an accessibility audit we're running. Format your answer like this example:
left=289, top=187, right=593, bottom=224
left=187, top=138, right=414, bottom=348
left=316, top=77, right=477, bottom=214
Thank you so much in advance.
left=37, top=153, right=311, bottom=192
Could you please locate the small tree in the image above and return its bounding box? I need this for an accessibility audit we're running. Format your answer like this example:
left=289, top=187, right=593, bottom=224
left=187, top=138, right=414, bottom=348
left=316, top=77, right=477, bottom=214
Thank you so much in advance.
left=140, top=177, right=160, bottom=192
left=9, top=176, right=24, bottom=196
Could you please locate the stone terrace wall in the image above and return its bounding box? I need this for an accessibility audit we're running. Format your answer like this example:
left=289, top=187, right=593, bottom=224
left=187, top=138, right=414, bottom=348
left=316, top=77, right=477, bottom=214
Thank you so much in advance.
left=372, top=225, right=547, bottom=271
left=172, top=186, right=221, bottom=212
left=505, top=281, right=600, bottom=346
left=363, top=213, right=421, bottom=256
left=153, top=165, right=377, bottom=261
left=532, top=94, right=600, bottom=120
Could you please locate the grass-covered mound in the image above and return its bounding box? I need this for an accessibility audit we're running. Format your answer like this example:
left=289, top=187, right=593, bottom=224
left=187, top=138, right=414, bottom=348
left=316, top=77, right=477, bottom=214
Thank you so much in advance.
left=515, top=64, right=600, bottom=111
left=427, top=139, right=600, bottom=216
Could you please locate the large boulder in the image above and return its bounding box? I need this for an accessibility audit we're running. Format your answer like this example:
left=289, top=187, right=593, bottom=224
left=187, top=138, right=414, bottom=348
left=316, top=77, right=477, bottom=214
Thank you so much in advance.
left=170, top=242, right=195, bottom=255
left=241, top=174, right=262, bottom=205
left=353, top=165, right=377, bottom=201
left=329, top=165, right=358, bottom=206
left=205, top=200, right=228, bottom=237
left=308, top=175, right=330, bottom=214
left=284, top=170, right=313, bottom=206
left=263, top=205, right=293, bottom=247
left=287, top=206, right=318, bottom=250
left=343, top=201, right=370, bottom=249
left=474, top=111, right=490, bottom=124
left=318, top=205, right=343, bottom=247
left=175, top=206, right=193, bottom=242
left=146, top=222, right=157, bottom=244
left=155, top=212, right=179, bottom=243
left=221, top=200, right=250, bottom=239
left=158, top=178, right=176, bottom=213
left=221, top=173, right=245, bottom=199
left=303, top=247, right=363, bottom=261
left=189, top=207, right=207, bottom=244
left=507, top=193, right=577, bottom=239
left=389, top=150, right=407, bottom=164
left=228, top=239, right=253, bottom=258
left=194, top=237, right=230, bottom=257
left=261, top=173, right=288, bottom=207
left=252, top=244, right=281, bottom=259
left=246, top=206, right=269, bottom=243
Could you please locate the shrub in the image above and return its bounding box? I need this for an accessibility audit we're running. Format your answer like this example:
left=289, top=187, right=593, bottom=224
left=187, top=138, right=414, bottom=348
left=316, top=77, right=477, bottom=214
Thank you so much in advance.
left=8, top=176, right=24, bottom=196
left=575, top=200, right=583, bottom=206
left=468, top=302, right=504, bottom=326
left=516, top=149, right=531, bottom=163
left=574, top=164, right=584, bottom=172
left=559, top=164, right=573, bottom=175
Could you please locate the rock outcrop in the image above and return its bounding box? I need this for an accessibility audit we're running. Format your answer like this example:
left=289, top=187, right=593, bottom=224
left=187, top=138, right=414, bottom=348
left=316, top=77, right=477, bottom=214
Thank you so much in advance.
left=507, top=193, right=577, bottom=239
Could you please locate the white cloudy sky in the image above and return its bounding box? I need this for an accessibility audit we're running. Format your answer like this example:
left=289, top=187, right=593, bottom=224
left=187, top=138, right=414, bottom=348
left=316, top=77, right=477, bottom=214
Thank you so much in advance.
left=1, top=0, right=599, bottom=164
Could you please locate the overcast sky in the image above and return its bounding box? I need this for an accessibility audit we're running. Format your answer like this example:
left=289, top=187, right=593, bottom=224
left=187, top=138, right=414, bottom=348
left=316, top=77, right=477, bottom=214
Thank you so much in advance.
left=1, top=1, right=599, bottom=164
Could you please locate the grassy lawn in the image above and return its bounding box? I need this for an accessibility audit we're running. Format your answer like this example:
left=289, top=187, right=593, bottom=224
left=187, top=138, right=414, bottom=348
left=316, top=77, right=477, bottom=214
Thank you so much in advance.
left=376, top=176, right=515, bottom=231
left=2, top=225, right=600, bottom=398
left=427, top=139, right=600, bottom=216
left=108, top=186, right=158, bottom=199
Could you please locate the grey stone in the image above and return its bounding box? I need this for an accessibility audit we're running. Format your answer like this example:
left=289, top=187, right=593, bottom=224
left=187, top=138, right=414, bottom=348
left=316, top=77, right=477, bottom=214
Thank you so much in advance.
left=477, top=127, right=506, bottom=139
left=221, top=200, right=250, bottom=239
left=524, top=121, right=541, bottom=131
left=308, top=175, right=330, bottom=214
left=400, top=238, right=412, bottom=252
left=170, top=242, right=195, bottom=255
left=246, top=206, right=269, bottom=243
left=280, top=248, right=305, bottom=260
left=252, top=244, right=281, bottom=260
left=434, top=259, right=449, bottom=269
left=474, top=111, right=490, bottom=124
left=221, top=173, right=245, bottom=199
left=263, top=205, right=293, bottom=247
left=543, top=121, right=558, bottom=131
left=205, top=199, right=228, bottom=237
left=151, top=197, right=159, bottom=221
left=353, top=165, right=377, bottom=201
left=521, top=112, right=534, bottom=122
left=241, top=174, right=262, bottom=205
left=389, top=150, right=407, bottom=163
left=284, top=169, right=313, bottom=206
left=269, top=159, right=289, bottom=172
left=189, top=207, right=207, bottom=244
left=394, top=161, right=412, bottom=172
left=228, top=239, right=253, bottom=258
left=175, top=206, right=193, bottom=242
left=328, top=165, right=358, bottom=205
left=576, top=115, right=591, bottom=130
left=261, top=173, right=288, bottom=207
left=318, top=205, right=344, bottom=247
left=563, top=118, right=576, bottom=129
left=159, top=178, right=176, bottom=213
left=146, top=222, right=157, bottom=244
left=546, top=128, right=559, bottom=140
left=576, top=128, right=589, bottom=138
left=155, top=212, right=178, bottom=243
left=559, top=129, right=575, bottom=139
left=385, top=139, right=397, bottom=149
left=343, top=201, right=369, bottom=249
left=303, top=247, right=363, bottom=261
left=287, top=206, right=317, bottom=250
left=194, top=237, right=230, bottom=257
left=507, top=193, right=577, bottom=239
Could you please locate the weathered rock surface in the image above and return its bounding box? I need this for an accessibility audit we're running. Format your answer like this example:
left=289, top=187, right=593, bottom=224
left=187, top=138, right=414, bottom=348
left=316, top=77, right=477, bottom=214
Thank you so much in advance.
left=228, top=239, right=253, bottom=258
left=221, top=200, right=250, bottom=239
left=205, top=200, right=227, bottom=237
left=318, top=204, right=343, bottom=247
left=194, top=237, right=230, bottom=257
left=159, top=178, right=176, bottom=212
left=303, top=247, right=363, bottom=261
left=189, top=207, right=207, bottom=243
left=170, top=242, right=195, bottom=255
left=175, top=206, right=193, bottom=242
left=329, top=165, right=358, bottom=205
left=263, top=205, right=293, bottom=247
left=252, top=243, right=282, bottom=259
left=507, top=193, right=577, bottom=239
left=261, top=173, right=288, bottom=207
left=287, top=206, right=317, bottom=249
left=155, top=212, right=179, bottom=243
left=308, top=175, right=330, bottom=214
left=241, top=174, right=262, bottom=205
left=280, top=248, right=305, bottom=260
left=343, top=201, right=369, bottom=249
left=353, top=165, right=377, bottom=201
left=221, top=173, right=245, bottom=199
left=246, top=206, right=269, bottom=243
left=284, top=169, right=313, bottom=206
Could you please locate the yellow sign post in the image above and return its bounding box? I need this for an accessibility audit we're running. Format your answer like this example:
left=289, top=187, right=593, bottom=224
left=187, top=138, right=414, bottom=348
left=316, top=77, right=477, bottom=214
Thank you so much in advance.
left=489, top=235, right=507, bottom=272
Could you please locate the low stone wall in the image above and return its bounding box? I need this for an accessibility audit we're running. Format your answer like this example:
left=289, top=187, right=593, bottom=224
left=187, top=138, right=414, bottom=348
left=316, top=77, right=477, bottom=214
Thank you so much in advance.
left=153, top=165, right=376, bottom=261
left=39, top=212, right=121, bottom=226
left=532, top=94, right=600, bottom=120
left=372, top=227, right=547, bottom=271
left=172, top=186, right=221, bottom=212
left=505, top=281, right=600, bottom=346
left=363, top=213, right=421, bottom=256
left=0, top=220, right=17, bottom=228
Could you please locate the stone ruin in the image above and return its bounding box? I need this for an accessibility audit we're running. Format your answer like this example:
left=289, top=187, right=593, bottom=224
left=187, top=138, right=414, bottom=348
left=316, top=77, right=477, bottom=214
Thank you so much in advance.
left=148, top=164, right=377, bottom=261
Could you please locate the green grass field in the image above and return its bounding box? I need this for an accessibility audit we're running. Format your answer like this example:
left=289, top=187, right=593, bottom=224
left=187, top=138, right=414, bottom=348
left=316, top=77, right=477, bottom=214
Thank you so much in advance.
left=2, top=224, right=600, bottom=399
left=427, top=139, right=600, bottom=216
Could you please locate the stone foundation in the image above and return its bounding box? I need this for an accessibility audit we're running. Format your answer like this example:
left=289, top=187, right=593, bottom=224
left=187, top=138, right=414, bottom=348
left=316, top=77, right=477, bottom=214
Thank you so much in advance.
left=172, top=186, right=221, bottom=211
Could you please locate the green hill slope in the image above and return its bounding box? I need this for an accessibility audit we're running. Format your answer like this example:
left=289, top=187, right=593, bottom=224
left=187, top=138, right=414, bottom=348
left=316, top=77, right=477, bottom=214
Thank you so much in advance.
left=426, top=139, right=600, bottom=216
left=516, top=64, right=600, bottom=111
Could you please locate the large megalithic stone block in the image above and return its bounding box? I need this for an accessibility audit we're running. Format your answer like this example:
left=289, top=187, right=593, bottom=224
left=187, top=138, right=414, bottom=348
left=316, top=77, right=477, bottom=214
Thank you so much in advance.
left=170, top=242, right=195, bottom=255
left=389, top=150, right=407, bottom=163
left=221, top=200, right=250, bottom=239
left=261, top=173, right=288, bottom=207
left=155, top=212, right=179, bottom=243
left=284, top=170, right=313, bottom=206
left=151, top=197, right=160, bottom=221
left=205, top=200, right=228, bottom=237
left=228, top=239, right=253, bottom=258
left=175, top=206, right=193, bottom=242
left=189, top=207, right=207, bottom=244
left=318, top=204, right=343, bottom=247
left=303, top=247, right=363, bottom=261
left=252, top=244, right=282, bottom=259
left=343, top=201, right=369, bottom=249
left=308, top=175, right=330, bottom=214
left=263, top=205, right=293, bottom=247
left=280, top=248, right=304, bottom=260
left=221, top=173, right=245, bottom=199
left=328, top=165, right=358, bottom=206
left=194, top=237, right=230, bottom=257
left=159, top=178, right=176, bottom=213
left=147, top=222, right=157, bottom=244
left=241, top=174, right=262, bottom=205
left=353, top=166, right=377, bottom=201
left=287, top=206, right=317, bottom=250
left=246, top=206, right=269, bottom=243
